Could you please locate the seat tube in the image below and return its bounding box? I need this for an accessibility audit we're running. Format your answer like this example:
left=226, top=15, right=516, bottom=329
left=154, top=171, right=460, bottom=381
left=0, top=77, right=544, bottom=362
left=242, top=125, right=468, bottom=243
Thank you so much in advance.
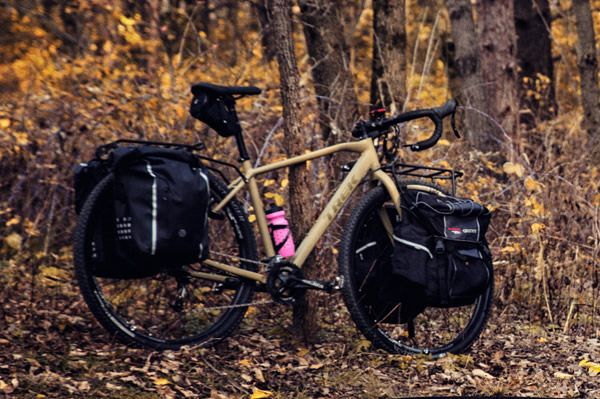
left=242, top=160, right=276, bottom=256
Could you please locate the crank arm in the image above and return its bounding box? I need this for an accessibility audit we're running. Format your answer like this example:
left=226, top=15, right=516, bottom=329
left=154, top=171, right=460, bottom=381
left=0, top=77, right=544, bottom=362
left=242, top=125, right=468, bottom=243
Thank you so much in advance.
left=289, top=278, right=335, bottom=292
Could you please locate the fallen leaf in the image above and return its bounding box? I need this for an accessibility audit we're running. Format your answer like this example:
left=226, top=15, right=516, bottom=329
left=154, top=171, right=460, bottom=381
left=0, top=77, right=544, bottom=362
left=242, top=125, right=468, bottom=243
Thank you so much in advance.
left=296, top=347, right=309, bottom=357
left=239, top=359, right=252, bottom=367
left=554, top=371, right=574, bottom=379
left=472, top=368, right=495, bottom=379
left=153, top=378, right=171, bottom=386
left=579, top=359, right=600, bottom=376
left=250, top=389, right=273, bottom=399
left=254, top=368, right=265, bottom=383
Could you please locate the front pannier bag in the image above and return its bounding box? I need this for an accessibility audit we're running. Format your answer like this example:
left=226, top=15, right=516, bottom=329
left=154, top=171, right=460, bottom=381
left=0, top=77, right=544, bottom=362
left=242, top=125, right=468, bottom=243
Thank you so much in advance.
left=392, top=189, right=493, bottom=319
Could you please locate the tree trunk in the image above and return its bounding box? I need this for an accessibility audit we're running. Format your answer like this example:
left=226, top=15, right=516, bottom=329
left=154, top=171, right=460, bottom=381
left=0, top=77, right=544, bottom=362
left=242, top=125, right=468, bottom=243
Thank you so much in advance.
left=445, top=0, right=492, bottom=151
left=298, top=0, right=359, bottom=143
left=266, top=0, right=318, bottom=345
left=514, top=0, right=556, bottom=122
left=477, top=0, right=520, bottom=146
left=227, top=0, right=239, bottom=66
left=573, top=0, right=600, bottom=156
left=370, top=0, right=407, bottom=114
left=255, top=0, right=276, bottom=61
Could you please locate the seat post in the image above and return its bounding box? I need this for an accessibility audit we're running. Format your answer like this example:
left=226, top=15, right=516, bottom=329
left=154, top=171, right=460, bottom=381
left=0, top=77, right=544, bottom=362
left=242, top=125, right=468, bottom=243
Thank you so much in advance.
left=234, top=132, right=250, bottom=162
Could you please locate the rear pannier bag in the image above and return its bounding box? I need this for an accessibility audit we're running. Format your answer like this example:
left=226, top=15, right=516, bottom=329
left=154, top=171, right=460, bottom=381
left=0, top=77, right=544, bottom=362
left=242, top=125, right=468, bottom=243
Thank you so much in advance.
left=392, top=189, right=492, bottom=316
left=74, top=145, right=210, bottom=278
left=189, top=91, right=241, bottom=137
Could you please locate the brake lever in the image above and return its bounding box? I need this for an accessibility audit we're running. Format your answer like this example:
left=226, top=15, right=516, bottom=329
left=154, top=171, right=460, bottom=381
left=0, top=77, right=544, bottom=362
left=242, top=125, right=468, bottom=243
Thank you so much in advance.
left=451, top=112, right=461, bottom=139
left=351, top=120, right=368, bottom=138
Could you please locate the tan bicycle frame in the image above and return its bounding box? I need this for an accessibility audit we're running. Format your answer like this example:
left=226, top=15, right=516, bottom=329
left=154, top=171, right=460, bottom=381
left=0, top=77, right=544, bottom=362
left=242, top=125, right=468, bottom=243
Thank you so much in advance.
left=193, top=138, right=403, bottom=284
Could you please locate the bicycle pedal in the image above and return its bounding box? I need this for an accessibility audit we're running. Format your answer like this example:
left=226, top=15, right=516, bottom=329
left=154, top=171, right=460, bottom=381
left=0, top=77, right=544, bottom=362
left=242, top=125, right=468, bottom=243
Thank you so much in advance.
left=212, top=282, right=225, bottom=293
left=333, top=275, right=344, bottom=290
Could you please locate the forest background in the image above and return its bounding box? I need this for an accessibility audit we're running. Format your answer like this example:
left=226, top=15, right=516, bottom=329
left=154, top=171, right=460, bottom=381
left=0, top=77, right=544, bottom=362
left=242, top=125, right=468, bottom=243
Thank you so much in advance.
left=0, top=0, right=599, bottom=397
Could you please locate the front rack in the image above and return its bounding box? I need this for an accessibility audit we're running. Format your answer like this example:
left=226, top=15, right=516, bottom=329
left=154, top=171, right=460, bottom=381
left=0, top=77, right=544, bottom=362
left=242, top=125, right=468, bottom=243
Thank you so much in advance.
left=382, top=163, right=463, bottom=196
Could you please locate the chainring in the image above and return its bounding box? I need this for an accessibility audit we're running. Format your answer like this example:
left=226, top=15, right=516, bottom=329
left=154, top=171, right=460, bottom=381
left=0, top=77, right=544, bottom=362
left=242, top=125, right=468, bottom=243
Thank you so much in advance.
left=266, top=261, right=304, bottom=305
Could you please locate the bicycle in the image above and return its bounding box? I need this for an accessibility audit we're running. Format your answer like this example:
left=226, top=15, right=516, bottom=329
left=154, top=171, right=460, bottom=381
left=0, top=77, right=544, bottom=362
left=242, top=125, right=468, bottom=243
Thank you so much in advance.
left=73, top=82, right=494, bottom=357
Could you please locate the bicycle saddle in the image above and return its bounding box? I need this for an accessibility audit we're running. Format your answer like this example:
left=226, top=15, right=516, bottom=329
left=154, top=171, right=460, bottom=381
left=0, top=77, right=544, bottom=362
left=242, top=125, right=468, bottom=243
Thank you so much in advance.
left=191, top=82, right=262, bottom=97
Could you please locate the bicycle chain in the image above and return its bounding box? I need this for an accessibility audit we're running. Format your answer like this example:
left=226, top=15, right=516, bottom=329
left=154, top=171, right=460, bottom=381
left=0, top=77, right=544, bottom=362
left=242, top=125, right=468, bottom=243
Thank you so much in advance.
left=207, top=250, right=270, bottom=268
left=183, top=250, right=274, bottom=313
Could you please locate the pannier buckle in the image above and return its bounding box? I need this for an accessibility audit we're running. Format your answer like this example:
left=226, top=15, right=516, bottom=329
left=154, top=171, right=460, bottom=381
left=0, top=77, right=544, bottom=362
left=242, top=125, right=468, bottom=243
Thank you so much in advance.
left=435, top=239, right=445, bottom=255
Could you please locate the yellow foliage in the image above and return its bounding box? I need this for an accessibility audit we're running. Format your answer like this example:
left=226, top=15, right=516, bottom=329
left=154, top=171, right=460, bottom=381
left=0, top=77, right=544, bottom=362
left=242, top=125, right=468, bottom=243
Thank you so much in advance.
left=250, top=389, right=274, bottom=399
left=531, top=223, right=545, bottom=234
left=579, top=359, right=600, bottom=376
left=524, top=176, right=544, bottom=192
left=503, top=162, right=524, bottom=178
left=264, top=192, right=284, bottom=206
left=4, top=233, right=22, bottom=250
left=239, top=359, right=253, bottom=366
left=6, top=217, right=20, bottom=227
left=525, top=196, right=548, bottom=216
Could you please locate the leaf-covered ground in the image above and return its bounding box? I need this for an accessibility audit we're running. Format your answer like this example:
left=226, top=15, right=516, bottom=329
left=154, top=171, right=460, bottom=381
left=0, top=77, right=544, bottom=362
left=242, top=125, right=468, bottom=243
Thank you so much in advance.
left=1, top=283, right=599, bottom=399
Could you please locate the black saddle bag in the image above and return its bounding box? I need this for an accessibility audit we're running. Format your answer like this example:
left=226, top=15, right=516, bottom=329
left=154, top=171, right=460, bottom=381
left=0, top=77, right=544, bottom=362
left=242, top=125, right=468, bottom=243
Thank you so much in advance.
left=391, top=189, right=493, bottom=320
left=189, top=91, right=241, bottom=137
left=74, top=144, right=210, bottom=278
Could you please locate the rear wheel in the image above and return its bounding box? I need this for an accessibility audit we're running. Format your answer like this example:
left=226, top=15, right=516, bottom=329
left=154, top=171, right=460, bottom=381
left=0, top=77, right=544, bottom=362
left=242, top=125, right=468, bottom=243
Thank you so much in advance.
left=338, top=181, right=493, bottom=357
left=73, top=172, right=258, bottom=350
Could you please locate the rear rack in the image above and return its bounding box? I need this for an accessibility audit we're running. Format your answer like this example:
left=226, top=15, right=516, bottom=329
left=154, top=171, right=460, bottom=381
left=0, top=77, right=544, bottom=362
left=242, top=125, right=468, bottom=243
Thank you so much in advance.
left=93, top=139, right=248, bottom=185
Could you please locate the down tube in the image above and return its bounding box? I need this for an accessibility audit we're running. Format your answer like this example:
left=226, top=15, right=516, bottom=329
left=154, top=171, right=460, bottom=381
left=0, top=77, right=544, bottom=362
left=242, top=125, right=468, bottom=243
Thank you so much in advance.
left=290, top=152, right=373, bottom=267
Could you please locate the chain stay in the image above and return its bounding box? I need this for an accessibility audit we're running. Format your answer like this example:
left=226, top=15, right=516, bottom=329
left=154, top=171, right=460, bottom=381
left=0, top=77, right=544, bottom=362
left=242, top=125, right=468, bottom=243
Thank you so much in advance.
left=185, top=251, right=343, bottom=312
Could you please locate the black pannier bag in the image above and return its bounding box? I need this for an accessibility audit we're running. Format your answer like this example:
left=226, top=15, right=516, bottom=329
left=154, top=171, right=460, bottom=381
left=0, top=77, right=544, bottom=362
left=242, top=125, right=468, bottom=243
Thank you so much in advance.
left=74, top=145, right=210, bottom=279
left=189, top=90, right=241, bottom=138
left=392, top=189, right=493, bottom=319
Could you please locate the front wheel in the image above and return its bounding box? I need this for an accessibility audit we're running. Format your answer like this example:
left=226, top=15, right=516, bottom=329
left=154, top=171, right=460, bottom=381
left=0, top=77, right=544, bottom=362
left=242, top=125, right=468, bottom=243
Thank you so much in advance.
left=73, top=172, right=258, bottom=350
left=338, top=181, right=494, bottom=357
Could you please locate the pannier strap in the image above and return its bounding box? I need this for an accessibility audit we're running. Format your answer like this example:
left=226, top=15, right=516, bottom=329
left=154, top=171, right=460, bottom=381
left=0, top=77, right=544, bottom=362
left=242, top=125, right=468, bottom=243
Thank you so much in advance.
left=191, top=82, right=262, bottom=97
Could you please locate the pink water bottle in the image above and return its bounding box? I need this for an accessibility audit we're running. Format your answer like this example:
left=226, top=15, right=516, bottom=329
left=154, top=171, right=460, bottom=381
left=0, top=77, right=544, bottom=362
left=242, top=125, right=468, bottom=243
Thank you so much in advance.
left=265, top=204, right=295, bottom=257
